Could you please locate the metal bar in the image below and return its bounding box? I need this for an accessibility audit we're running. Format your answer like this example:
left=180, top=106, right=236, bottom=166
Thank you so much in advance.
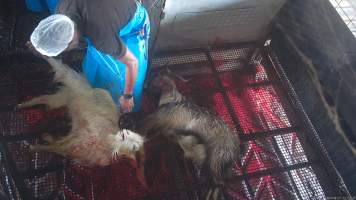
left=239, top=126, right=299, bottom=141
left=186, top=80, right=276, bottom=102
left=205, top=49, right=244, bottom=133
left=154, top=42, right=259, bottom=58
left=147, top=161, right=316, bottom=199
left=204, top=50, right=255, bottom=199
left=230, top=161, right=313, bottom=182
left=267, top=49, right=351, bottom=197
left=270, top=135, right=304, bottom=199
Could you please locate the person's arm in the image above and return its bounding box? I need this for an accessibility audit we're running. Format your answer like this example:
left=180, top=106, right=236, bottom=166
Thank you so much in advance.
left=116, top=46, right=138, bottom=112
left=117, top=46, right=138, bottom=96
left=90, top=25, right=138, bottom=112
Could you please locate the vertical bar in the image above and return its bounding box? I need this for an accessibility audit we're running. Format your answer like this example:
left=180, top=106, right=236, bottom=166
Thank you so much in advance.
left=267, top=50, right=350, bottom=197
left=204, top=50, right=255, bottom=198
left=270, top=137, right=304, bottom=199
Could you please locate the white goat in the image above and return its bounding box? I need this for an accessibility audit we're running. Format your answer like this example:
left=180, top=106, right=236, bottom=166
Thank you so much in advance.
left=18, top=57, right=144, bottom=166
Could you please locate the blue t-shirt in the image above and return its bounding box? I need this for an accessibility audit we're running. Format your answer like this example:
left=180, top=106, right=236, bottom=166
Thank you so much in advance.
left=56, top=0, right=137, bottom=58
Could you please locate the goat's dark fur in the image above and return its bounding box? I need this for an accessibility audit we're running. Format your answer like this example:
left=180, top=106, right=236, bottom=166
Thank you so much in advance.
left=141, top=71, right=240, bottom=187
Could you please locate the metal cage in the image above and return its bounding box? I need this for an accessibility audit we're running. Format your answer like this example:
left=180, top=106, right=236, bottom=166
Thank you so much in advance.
left=0, top=44, right=350, bottom=199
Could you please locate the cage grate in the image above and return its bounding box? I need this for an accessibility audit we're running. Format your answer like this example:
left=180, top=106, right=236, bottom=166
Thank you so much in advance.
left=210, top=47, right=253, bottom=61
left=0, top=45, right=350, bottom=199
left=151, top=53, right=208, bottom=67
left=24, top=171, right=62, bottom=199
left=0, top=109, right=44, bottom=137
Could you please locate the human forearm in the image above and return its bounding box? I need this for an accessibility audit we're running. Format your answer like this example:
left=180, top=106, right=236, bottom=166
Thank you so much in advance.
left=117, top=46, right=138, bottom=95
left=124, top=61, right=138, bottom=95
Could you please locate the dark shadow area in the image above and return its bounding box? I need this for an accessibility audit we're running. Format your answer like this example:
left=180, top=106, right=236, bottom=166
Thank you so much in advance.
left=271, top=0, right=356, bottom=195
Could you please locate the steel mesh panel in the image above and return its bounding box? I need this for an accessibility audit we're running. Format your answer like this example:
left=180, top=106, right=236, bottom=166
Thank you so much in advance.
left=0, top=148, right=19, bottom=200
left=0, top=62, right=57, bottom=105
left=7, top=140, right=37, bottom=172
left=175, top=62, right=213, bottom=76
left=210, top=47, right=252, bottom=61
left=289, top=167, right=326, bottom=199
left=231, top=132, right=316, bottom=199
left=11, top=66, right=58, bottom=98
left=0, top=109, right=44, bottom=137
left=274, top=133, right=309, bottom=165
left=208, top=92, right=240, bottom=134
left=229, top=173, right=300, bottom=200
left=0, top=74, right=17, bottom=106
left=0, top=18, right=14, bottom=55
left=7, top=140, right=62, bottom=172
left=218, top=72, right=244, bottom=90
left=228, top=167, right=325, bottom=200
left=24, top=171, right=62, bottom=199
left=226, top=86, right=292, bottom=134
left=218, top=64, right=270, bottom=90
left=145, top=46, right=347, bottom=199
left=0, top=85, right=17, bottom=107
left=214, top=59, right=246, bottom=73
left=151, top=52, right=208, bottom=67
left=238, top=138, right=284, bottom=174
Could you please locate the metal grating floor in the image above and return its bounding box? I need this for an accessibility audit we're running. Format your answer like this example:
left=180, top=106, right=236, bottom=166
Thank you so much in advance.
left=147, top=46, right=349, bottom=199
left=0, top=45, right=350, bottom=199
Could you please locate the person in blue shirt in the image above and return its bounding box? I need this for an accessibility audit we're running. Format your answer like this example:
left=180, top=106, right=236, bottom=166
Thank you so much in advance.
left=27, top=0, right=150, bottom=113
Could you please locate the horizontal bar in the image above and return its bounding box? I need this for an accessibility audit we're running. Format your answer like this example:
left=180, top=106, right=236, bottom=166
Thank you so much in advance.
left=240, top=126, right=299, bottom=141
left=154, top=41, right=259, bottom=57
left=147, top=161, right=316, bottom=199
left=181, top=80, right=276, bottom=100
left=230, top=161, right=314, bottom=183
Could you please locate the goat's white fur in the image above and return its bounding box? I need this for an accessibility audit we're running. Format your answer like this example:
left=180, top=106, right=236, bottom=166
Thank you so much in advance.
left=19, top=58, right=144, bottom=166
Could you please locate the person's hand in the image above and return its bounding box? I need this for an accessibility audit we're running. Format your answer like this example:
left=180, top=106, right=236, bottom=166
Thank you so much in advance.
left=25, top=41, right=49, bottom=60
left=119, top=96, right=134, bottom=113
